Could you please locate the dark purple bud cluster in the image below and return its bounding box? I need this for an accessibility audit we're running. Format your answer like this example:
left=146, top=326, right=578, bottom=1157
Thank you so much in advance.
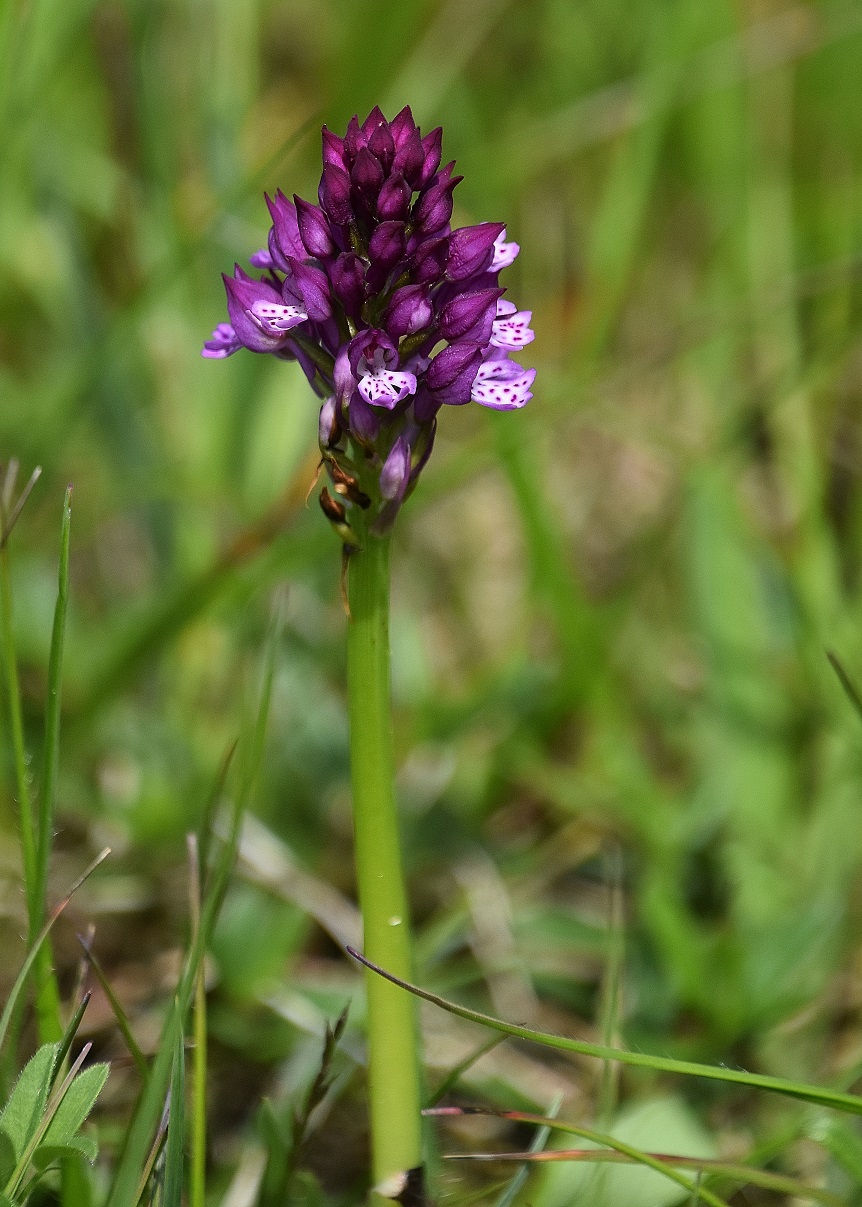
left=203, top=106, right=535, bottom=541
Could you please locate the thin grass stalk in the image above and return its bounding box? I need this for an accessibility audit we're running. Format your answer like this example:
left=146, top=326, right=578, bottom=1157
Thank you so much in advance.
left=33, top=486, right=73, bottom=1047
left=0, top=539, right=38, bottom=913
left=189, top=835, right=207, bottom=1207
left=77, top=937, right=148, bottom=1081
left=351, top=949, right=862, bottom=1115
left=454, top=1148, right=841, bottom=1206
left=163, top=1012, right=186, bottom=1207
left=597, top=844, right=624, bottom=1127
left=346, top=532, right=423, bottom=1190
left=428, top=1109, right=730, bottom=1207
left=35, top=486, right=72, bottom=925
left=0, top=504, right=63, bottom=1068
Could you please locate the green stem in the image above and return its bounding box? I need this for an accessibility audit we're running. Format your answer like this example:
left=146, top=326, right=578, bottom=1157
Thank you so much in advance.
left=347, top=532, right=423, bottom=1191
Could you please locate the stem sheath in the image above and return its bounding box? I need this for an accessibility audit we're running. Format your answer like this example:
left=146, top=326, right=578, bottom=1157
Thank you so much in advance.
left=347, top=532, right=422, bottom=1190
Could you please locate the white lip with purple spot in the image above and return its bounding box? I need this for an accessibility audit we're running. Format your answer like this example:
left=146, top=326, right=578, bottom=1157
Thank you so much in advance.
left=491, top=229, right=520, bottom=272
left=358, top=367, right=418, bottom=408
left=490, top=299, right=534, bottom=350
left=471, top=358, right=535, bottom=410
left=249, top=300, right=308, bottom=335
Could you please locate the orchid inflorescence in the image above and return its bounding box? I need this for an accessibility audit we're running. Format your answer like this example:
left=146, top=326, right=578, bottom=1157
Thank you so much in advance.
left=203, top=105, right=535, bottom=540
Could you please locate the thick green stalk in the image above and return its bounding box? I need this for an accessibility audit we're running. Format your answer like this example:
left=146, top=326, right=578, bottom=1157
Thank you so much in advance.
left=347, top=532, right=422, bottom=1190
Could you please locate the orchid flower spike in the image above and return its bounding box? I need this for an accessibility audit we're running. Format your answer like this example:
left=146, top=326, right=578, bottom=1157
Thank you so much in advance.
left=203, top=106, right=535, bottom=541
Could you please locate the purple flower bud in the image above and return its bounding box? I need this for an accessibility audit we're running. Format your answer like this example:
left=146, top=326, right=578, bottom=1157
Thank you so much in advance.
left=351, top=146, right=385, bottom=202
left=361, top=105, right=388, bottom=140
left=349, top=393, right=380, bottom=443
left=417, top=127, right=443, bottom=188
left=266, top=190, right=304, bottom=268
left=319, top=163, right=352, bottom=225
left=285, top=260, right=332, bottom=321
left=411, top=236, right=449, bottom=284
left=265, top=228, right=285, bottom=273
left=377, top=173, right=412, bottom=222
left=294, top=196, right=334, bottom=258
left=329, top=252, right=366, bottom=316
left=384, top=284, right=432, bottom=337
left=318, top=395, right=341, bottom=447
left=334, top=345, right=355, bottom=405
left=368, top=121, right=395, bottom=173
left=447, top=222, right=506, bottom=282
left=344, top=115, right=365, bottom=160
left=390, top=106, right=417, bottom=148
left=322, top=126, right=347, bottom=170
left=380, top=436, right=411, bottom=501
left=392, top=128, right=425, bottom=188
left=368, top=221, right=405, bottom=271
left=413, top=387, right=442, bottom=424
left=412, top=170, right=461, bottom=234
left=439, top=287, right=503, bottom=344
left=426, top=341, right=483, bottom=404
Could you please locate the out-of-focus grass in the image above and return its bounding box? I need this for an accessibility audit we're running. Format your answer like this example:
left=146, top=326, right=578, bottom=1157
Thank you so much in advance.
left=2, top=0, right=862, bottom=1202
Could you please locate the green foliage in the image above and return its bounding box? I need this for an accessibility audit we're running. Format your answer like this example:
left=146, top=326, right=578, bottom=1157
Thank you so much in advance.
left=0, top=1043, right=108, bottom=1204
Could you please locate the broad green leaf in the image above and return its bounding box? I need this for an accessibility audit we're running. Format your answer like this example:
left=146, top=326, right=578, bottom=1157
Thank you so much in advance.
left=0, top=1044, right=59, bottom=1173
left=39, top=1063, right=108, bottom=1149
left=33, top=1136, right=99, bottom=1170
left=0, top=1136, right=12, bottom=1192
left=817, top=1118, right=862, bottom=1184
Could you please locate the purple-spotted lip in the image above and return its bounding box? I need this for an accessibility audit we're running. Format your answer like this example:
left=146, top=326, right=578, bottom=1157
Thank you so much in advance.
left=470, top=357, right=535, bottom=410
left=490, top=299, right=535, bottom=350
left=358, top=366, right=418, bottom=408
left=248, top=300, right=308, bottom=335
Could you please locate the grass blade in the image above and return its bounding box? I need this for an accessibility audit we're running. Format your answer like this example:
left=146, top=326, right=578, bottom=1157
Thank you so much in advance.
left=162, top=1015, right=186, bottom=1207
left=188, top=836, right=207, bottom=1207
left=54, top=992, right=91, bottom=1082
left=425, top=1034, right=505, bottom=1108
left=349, top=949, right=862, bottom=1115
left=76, top=936, right=148, bottom=1082
left=429, top=1108, right=730, bottom=1207
left=0, top=850, right=110, bottom=1055
left=492, top=1095, right=561, bottom=1207
left=31, top=484, right=73, bottom=1044
left=35, top=485, right=72, bottom=922
left=434, top=1108, right=842, bottom=1207
left=827, top=650, right=862, bottom=725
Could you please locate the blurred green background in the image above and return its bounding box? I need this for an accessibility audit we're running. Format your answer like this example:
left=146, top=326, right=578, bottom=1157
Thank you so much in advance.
left=3, top=0, right=862, bottom=1202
